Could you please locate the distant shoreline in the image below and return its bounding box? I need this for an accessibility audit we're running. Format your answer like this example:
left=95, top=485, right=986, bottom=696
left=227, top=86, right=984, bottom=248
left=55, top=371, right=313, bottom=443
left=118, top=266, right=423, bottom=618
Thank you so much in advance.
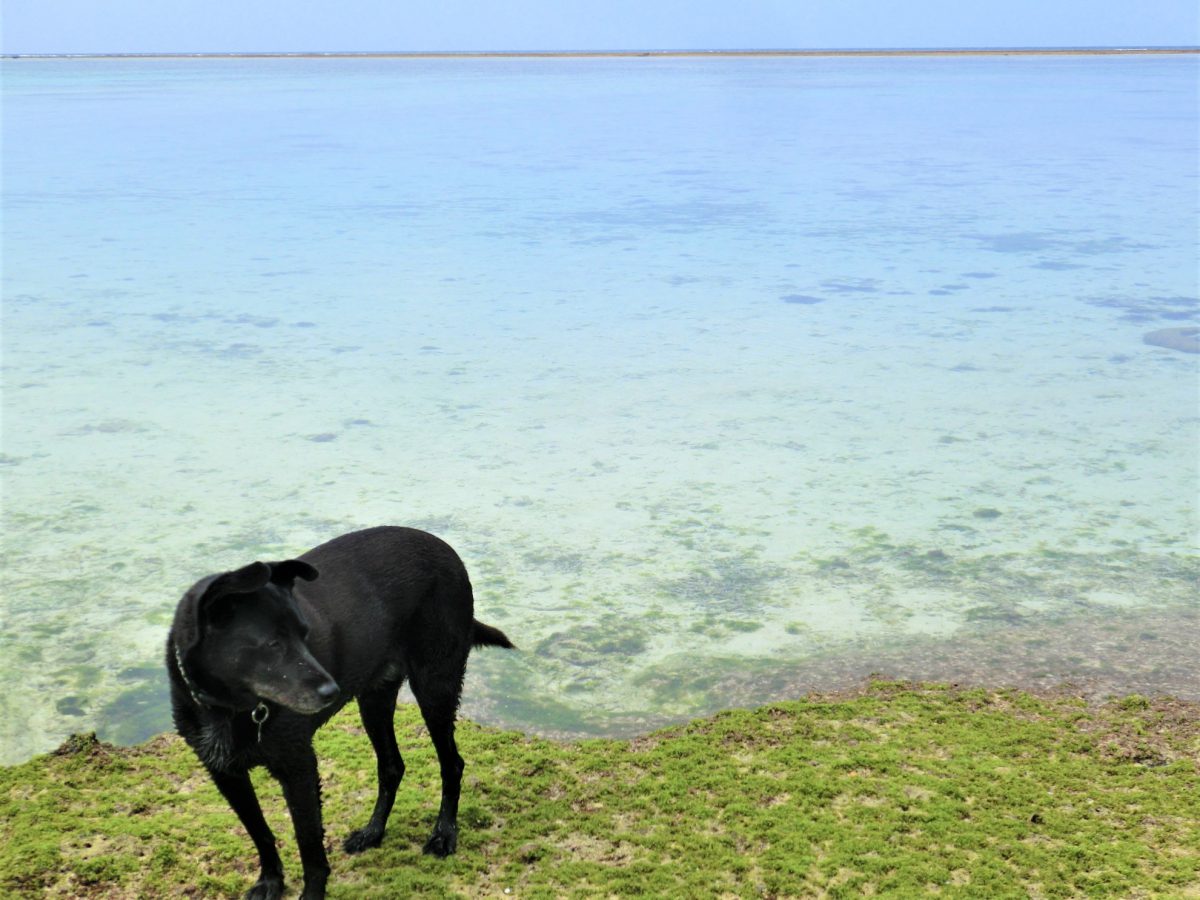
left=4, top=47, right=1198, bottom=61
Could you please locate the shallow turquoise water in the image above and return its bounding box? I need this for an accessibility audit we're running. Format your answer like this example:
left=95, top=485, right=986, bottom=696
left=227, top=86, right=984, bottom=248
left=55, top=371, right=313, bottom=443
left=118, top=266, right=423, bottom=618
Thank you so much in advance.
left=2, top=56, right=1197, bottom=762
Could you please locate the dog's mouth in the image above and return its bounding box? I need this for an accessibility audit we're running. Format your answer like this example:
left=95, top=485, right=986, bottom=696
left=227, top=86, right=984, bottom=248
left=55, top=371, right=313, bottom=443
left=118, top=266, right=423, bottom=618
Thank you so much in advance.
left=253, top=679, right=341, bottom=715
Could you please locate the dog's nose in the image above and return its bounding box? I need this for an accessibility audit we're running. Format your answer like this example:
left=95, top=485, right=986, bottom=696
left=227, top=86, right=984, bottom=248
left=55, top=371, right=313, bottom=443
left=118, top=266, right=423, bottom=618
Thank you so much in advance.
left=317, top=681, right=340, bottom=703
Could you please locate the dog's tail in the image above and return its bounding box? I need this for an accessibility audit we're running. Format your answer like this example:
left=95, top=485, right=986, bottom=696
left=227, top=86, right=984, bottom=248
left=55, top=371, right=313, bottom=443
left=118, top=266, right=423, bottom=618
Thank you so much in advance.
left=472, top=620, right=515, bottom=650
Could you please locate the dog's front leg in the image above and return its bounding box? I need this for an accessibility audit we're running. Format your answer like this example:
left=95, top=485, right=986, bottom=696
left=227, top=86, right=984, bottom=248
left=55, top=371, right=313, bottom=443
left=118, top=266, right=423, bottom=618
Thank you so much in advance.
left=208, top=768, right=285, bottom=900
left=271, top=747, right=330, bottom=900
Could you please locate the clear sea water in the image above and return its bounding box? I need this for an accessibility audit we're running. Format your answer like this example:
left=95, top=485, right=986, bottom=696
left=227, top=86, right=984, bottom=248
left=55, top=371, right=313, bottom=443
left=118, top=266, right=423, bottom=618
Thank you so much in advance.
left=1, top=55, right=1197, bottom=764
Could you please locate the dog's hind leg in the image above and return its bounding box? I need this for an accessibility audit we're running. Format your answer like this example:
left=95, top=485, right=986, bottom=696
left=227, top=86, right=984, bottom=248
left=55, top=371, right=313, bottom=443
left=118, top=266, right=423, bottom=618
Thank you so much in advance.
left=408, top=665, right=466, bottom=857
left=343, top=681, right=405, bottom=854
left=208, top=768, right=285, bottom=900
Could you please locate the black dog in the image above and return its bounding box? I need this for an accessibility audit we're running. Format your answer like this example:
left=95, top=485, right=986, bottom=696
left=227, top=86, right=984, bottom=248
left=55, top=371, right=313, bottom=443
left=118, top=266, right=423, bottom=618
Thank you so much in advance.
left=166, top=526, right=513, bottom=900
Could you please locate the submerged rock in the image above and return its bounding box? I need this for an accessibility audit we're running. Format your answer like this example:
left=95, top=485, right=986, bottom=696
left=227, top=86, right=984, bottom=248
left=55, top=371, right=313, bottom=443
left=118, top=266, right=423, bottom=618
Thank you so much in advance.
left=1143, top=326, right=1200, bottom=354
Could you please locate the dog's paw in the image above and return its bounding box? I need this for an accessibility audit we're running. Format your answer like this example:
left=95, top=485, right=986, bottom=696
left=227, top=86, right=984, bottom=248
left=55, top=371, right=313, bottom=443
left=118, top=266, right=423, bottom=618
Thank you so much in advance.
left=423, top=824, right=458, bottom=857
left=245, top=875, right=284, bottom=900
left=343, top=826, right=384, bottom=854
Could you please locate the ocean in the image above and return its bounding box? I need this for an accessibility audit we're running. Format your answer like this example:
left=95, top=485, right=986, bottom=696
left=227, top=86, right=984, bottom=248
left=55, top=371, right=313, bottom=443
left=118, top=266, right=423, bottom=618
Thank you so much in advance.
left=1, top=53, right=1197, bottom=763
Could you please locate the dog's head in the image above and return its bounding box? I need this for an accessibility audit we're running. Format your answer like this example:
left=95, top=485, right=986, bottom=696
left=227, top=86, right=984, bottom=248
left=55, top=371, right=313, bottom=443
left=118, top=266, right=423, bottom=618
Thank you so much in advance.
left=171, top=559, right=340, bottom=714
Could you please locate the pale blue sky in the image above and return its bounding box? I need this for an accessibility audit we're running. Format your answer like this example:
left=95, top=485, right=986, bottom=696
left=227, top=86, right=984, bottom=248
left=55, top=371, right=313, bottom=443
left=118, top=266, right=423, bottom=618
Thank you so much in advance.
left=2, top=0, right=1197, bottom=55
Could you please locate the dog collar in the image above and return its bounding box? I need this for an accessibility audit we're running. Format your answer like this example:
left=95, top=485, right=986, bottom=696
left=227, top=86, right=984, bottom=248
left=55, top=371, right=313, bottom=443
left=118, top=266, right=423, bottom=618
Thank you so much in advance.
left=173, top=641, right=270, bottom=739
left=172, top=640, right=209, bottom=707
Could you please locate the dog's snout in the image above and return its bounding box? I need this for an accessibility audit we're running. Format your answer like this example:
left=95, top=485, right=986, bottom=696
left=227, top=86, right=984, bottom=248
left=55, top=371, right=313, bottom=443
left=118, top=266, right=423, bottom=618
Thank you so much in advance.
left=316, top=680, right=340, bottom=704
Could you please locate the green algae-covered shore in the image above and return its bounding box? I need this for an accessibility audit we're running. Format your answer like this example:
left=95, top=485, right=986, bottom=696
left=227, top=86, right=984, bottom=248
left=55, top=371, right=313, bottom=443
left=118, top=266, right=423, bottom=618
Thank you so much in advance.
left=2, top=681, right=1197, bottom=897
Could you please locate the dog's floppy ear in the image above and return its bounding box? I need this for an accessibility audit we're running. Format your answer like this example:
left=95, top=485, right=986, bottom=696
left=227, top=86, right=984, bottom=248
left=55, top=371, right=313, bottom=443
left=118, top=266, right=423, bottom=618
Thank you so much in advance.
left=196, top=561, right=272, bottom=632
left=172, top=561, right=272, bottom=658
left=208, top=560, right=273, bottom=600
left=268, top=559, right=319, bottom=589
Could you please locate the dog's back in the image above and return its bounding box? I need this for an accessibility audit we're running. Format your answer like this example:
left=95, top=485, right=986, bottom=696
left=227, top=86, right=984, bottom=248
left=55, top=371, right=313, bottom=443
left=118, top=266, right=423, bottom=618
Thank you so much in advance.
left=299, top=526, right=471, bottom=614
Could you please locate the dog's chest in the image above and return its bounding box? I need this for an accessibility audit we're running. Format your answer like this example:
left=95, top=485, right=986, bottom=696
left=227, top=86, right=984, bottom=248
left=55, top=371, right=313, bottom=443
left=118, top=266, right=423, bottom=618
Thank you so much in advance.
left=195, top=717, right=237, bottom=770
left=191, top=715, right=264, bottom=772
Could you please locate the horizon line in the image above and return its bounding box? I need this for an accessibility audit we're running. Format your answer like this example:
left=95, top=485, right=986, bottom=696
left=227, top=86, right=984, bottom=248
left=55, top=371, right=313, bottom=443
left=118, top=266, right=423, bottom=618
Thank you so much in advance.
left=4, top=46, right=1198, bottom=60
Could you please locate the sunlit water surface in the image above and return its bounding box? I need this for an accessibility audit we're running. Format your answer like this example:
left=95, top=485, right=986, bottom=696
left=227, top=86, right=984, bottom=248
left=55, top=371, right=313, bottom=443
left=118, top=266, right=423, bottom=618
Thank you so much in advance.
left=2, top=56, right=1197, bottom=763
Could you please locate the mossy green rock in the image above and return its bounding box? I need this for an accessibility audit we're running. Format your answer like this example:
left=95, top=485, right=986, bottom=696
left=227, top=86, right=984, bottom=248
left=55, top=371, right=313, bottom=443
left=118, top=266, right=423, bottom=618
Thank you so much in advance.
left=2, top=681, right=1197, bottom=897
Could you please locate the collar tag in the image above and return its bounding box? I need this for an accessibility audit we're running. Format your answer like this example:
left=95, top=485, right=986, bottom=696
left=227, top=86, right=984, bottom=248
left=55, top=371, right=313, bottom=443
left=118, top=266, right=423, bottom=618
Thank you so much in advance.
left=251, top=702, right=269, bottom=743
